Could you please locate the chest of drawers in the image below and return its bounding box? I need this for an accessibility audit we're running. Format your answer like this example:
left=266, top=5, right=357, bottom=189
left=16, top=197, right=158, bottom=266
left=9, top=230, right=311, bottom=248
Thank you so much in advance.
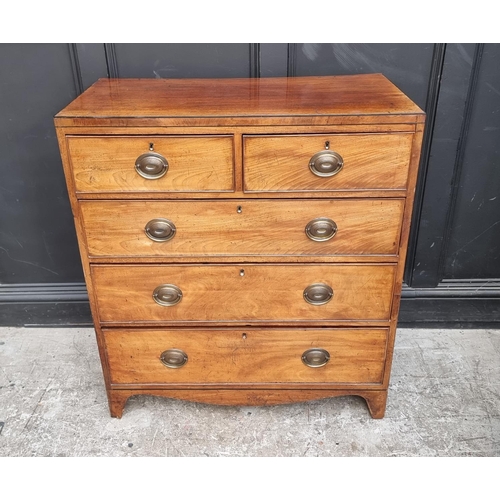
left=55, top=75, right=424, bottom=418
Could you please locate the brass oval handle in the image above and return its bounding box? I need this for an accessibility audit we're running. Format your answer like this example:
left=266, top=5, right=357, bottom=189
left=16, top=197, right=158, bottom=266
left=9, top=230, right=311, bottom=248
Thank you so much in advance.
left=303, top=283, right=333, bottom=305
left=302, top=348, right=330, bottom=368
left=153, top=284, right=183, bottom=306
left=160, top=349, right=188, bottom=368
left=309, top=150, right=344, bottom=177
left=145, top=218, right=176, bottom=242
left=305, top=217, right=337, bottom=242
left=135, top=152, right=169, bottom=179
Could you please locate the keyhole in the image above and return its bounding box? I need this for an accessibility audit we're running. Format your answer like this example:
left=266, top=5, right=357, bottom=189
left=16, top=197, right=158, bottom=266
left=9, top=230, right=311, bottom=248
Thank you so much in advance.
left=237, top=206, right=242, bottom=214
left=242, top=333, right=247, bottom=340
left=240, top=269, right=245, bottom=277
left=325, top=141, right=330, bottom=150
left=149, top=142, right=154, bottom=151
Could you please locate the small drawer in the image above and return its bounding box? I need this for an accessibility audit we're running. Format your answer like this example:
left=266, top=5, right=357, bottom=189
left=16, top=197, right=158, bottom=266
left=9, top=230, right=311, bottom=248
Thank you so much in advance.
left=104, top=328, right=388, bottom=385
left=67, top=135, right=234, bottom=193
left=81, top=198, right=404, bottom=258
left=243, top=133, right=413, bottom=192
left=91, top=264, right=396, bottom=324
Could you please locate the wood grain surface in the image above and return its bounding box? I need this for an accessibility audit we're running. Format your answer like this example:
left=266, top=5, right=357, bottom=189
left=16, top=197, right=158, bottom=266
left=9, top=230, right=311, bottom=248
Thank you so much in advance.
left=104, top=327, right=388, bottom=385
left=107, top=388, right=388, bottom=418
left=80, top=198, right=404, bottom=258
left=244, top=133, right=413, bottom=192
left=67, top=135, right=234, bottom=193
left=55, top=75, right=424, bottom=128
left=91, top=264, right=396, bottom=323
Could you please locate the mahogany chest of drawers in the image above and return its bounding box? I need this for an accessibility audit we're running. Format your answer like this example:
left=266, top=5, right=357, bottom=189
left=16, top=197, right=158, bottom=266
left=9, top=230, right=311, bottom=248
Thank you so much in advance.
left=55, top=75, right=425, bottom=418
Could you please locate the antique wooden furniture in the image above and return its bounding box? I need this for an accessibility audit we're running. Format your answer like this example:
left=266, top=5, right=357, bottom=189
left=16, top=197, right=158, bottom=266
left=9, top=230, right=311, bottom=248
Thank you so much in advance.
left=54, top=75, right=425, bottom=418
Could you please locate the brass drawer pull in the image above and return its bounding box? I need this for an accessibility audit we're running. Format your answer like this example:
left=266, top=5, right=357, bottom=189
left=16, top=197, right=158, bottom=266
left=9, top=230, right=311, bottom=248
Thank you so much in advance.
left=153, top=284, right=183, bottom=306
left=135, top=152, right=169, bottom=179
left=302, top=348, right=330, bottom=368
left=305, top=217, right=337, bottom=241
left=145, top=218, right=176, bottom=242
left=303, top=283, right=333, bottom=305
left=160, top=349, right=188, bottom=368
left=309, top=150, right=344, bottom=177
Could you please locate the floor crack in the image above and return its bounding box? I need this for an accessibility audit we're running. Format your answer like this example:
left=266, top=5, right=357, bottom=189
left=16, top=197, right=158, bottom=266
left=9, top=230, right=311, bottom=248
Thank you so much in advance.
left=23, top=380, right=52, bottom=432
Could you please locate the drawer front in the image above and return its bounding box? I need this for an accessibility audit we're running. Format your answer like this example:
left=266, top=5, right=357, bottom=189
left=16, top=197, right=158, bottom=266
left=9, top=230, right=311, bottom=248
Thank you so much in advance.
left=243, top=133, right=413, bottom=192
left=92, top=264, right=395, bottom=323
left=81, top=199, right=404, bottom=258
left=67, top=135, right=234, bottom=193
left=104, top=328, right=388, bottom=385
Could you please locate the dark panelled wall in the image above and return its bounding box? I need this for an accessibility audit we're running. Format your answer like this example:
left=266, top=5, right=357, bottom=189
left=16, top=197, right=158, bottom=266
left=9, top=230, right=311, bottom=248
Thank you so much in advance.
left=0, top=44, right=82, bottom=283
left=1, top=43, right=499, bottom=327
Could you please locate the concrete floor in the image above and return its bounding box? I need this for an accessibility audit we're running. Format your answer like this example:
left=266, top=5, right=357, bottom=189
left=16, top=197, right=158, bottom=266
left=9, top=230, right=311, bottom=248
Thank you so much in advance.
left=0, top=326, right=498, bottom=457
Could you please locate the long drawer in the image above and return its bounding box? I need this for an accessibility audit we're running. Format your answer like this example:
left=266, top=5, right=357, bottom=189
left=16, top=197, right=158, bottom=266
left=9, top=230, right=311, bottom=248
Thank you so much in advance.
left=81, top=199, right=404, bottom=258
left=91, top=264, right=396, bottom=323
left=104, top=328, right=388, bottom=385
left=243, top=133, right=413, bottom=192
left=67, top=135, right=234, bottom=193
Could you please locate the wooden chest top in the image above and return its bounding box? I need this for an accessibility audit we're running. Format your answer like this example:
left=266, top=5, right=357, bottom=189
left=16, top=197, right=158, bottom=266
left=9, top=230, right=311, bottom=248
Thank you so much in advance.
left=54, top=74, right=424, bottom=127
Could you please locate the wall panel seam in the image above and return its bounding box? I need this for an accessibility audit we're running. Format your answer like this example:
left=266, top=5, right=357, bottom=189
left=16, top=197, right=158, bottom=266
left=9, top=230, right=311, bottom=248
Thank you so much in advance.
left=436, top=43, right=485, bottom=283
